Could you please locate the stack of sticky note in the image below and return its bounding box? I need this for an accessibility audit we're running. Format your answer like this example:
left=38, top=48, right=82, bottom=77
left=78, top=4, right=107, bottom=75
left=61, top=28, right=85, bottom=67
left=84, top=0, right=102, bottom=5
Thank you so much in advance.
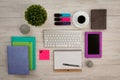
left=7, top=36, right=36, bottom=75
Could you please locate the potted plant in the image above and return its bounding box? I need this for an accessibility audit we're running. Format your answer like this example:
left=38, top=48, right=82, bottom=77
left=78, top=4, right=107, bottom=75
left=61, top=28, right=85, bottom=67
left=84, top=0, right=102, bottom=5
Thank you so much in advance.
left=25, top=4, right=47, bottom=26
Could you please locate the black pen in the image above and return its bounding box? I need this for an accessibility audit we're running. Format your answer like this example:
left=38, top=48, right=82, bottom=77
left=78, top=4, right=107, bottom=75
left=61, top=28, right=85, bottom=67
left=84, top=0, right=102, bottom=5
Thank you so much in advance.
left=63, top=63, right=80, bottom=67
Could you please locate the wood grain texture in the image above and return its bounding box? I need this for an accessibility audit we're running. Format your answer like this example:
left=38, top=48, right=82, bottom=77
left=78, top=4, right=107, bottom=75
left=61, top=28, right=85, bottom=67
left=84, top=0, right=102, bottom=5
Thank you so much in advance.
left=0, top=0, right=120, bottom=80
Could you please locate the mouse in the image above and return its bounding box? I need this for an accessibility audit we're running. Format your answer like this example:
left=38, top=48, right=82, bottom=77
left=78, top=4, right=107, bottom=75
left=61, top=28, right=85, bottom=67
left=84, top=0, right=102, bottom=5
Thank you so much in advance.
left=86, top=60, right=94, bottom=68
left=19, top=24, right=30, bottom=34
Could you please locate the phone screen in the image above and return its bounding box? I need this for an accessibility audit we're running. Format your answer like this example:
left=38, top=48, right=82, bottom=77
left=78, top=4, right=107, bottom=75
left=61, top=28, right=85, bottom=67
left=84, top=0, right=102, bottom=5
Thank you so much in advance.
left=88, top=34, right=99, bottom=54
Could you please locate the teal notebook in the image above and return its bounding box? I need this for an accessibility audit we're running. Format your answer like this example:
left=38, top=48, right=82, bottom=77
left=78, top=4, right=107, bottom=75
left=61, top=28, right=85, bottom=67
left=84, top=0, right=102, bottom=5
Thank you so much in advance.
left=12, top=42, right=33, bottom=70
left=11, top=36, right=36, bottom=70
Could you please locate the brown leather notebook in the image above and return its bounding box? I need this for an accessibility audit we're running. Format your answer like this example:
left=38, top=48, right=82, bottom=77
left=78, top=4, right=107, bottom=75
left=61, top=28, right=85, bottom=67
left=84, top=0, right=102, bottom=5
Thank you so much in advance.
left=91, top=9, right=107, bottom=29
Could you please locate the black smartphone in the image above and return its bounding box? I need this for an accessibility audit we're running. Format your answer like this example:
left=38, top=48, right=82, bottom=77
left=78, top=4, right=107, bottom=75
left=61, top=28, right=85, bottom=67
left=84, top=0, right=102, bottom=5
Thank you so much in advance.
left=85, top=32, right=102, bottom=58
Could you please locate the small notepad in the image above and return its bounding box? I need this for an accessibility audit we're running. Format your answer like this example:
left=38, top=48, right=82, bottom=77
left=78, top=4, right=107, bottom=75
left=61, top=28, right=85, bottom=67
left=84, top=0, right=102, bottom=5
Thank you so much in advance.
left=54, top=50, right=82, bottom=72
left=39, top=50, right=50, bottom=60
left=7, top=46, right=29, bottom=75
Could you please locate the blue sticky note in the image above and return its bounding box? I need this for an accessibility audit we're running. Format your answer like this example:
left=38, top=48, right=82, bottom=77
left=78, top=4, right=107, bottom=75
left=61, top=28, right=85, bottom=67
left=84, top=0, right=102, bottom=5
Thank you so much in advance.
left=7, top=46, right=29, bottom=75
left=11, top=36, right=36, bottom=70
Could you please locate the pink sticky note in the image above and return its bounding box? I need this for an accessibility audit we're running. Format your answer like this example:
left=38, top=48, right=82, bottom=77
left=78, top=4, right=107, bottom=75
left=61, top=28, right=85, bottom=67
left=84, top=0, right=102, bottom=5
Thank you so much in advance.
left=39, top=50, right=50, bottom=60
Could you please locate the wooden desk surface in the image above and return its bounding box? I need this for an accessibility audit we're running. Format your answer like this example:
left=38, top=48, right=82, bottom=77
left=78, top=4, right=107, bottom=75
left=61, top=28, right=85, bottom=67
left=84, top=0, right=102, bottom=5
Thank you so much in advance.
left=0, top=0, right=120, bottom=80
